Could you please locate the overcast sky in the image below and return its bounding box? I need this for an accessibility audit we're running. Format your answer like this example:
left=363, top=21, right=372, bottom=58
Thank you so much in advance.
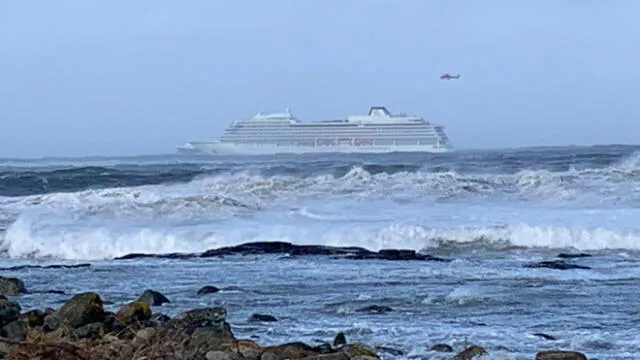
left=1, top=0, right=639, bottom=158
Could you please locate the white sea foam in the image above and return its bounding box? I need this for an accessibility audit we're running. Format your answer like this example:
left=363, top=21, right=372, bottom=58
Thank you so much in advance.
left=2, top=153, right=640, bottom=260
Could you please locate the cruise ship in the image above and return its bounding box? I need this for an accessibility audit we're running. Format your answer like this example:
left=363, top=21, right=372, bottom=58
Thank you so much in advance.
left=179, top=106, right=453, bottom=155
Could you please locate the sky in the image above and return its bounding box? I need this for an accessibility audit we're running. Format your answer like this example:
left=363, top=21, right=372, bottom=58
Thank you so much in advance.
left=1, top=0, right=639, bottom=158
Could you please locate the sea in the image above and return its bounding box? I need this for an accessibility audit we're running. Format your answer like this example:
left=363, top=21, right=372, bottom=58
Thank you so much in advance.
left=1, top=145, right=639, bottom=360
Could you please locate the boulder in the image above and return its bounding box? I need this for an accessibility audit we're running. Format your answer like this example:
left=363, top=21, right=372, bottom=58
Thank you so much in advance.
left=0, top=299, right=21, bottom=326
left=430, top=343, right=453, bottom=352
left=333, top=332, right=346, bottom=348
left=205, top=350, right=244, bottom=360
left=115, top=301, right=152, bottom=325
left=160, top=307, right=236, bottom=357
left=1, top=319, right=29, bottom=341
left=0, top=276, right=26, bottom=296
left=342, top=343, right=379, bottom=359
left=248, top=313, right=278, bottom=322
left=261, top=342, right=319, bottom=359
left=535, top=350, right=588, bottom=360
left=136, top=289, right=170, bottom=306
left=237, top=339, right=263, bottom=360
left=453, top=345, right=487, bottom=360
left=198, top=285, right=221, bottom=295
left=72, top=322, right=105, bottom=340
left=43, top=292, right=105, bottom=330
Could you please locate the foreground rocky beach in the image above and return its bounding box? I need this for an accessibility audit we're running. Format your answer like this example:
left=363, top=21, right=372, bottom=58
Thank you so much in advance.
left=1, top=272, right=591, bottom=360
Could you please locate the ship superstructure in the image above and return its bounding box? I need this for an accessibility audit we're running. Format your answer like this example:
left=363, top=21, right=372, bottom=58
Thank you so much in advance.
left=179, top=106, right=453, bottom=155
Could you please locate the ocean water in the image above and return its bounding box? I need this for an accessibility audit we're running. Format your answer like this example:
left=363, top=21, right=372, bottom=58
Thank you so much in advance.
left=1, top=145, right=640, bottom=359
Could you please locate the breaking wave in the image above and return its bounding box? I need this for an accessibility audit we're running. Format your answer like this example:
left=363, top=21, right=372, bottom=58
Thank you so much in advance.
left=2, top=146, right=640, bottom=260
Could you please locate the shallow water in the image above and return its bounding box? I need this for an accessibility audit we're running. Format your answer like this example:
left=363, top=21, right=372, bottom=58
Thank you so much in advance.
left=2, top=146, right=640, bottom=359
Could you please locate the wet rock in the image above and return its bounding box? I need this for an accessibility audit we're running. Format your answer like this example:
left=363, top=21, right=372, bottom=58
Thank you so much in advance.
left=375, top=346, right=404, bottom=356
left=344, top=249, right=449, bottom=261
left=205, top=350, right=244, bottom=360
left=116, top=301, right=152, bottom=325
left=1, top=319, right=28, bottom=341
left=333, top=332, right=346, bottom=347
left=44, top=289, right=66, bottom=295
left=526, top=260, right=591, bottom=270
left=0, top=299, right=21, bottom=326
left=160, top=306, right=236, bottom=357
left=535, top=350, right=588, bottom=360
left=72, top=322, right=105, bottom=340
left=289, top=245, right=370, bottom=256
left=0, top=263, right=91, bottom=271
left=198, top=285, right=221, bottom=295
left=453, top=345, right=487, bottom=360
left=43, top=291, right=105, bottom=330
left=430, top=343, right=454, bottom=352
left=20, top=309, right=47, bottom=327
left=313, top=342, right=334, bottom=354
left=262, top=342, right=319, bottom=359
left=557, top=253, right=592, bottom=259
left=237, top=339, right=263, bottom=360
left=150, top=313, right=171, bottom=325
left=342, top=343, right=379, bottom=359
left=307, top=353, right=350, bottom=360
left=134, top=326, right=157, bottom=345
left=249, top=313, right=278, bottom=322
left=5, top=341, right=89, bottom=360
left=533, top=332, right=557, bottom=340
left=355, top=305, right=393, bottom=314
left=136, top=289, right=170, bottom=306
left=0, top=276, right=26, bottom=296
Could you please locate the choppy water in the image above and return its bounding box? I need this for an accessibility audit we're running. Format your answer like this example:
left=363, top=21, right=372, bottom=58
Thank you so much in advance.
left=2, top=146, right=640, bottom=359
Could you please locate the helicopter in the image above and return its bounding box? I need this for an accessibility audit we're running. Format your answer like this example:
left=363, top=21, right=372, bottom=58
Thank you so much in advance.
left=440, top=73, right=460, bottom=80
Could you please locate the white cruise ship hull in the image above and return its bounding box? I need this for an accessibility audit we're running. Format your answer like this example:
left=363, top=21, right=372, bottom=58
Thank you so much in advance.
left=190, top=141, right=452, bottom=155
left=179, top=106, right=454, bottom=156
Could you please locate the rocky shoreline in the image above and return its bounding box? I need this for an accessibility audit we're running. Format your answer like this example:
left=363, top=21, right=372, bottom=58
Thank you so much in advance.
left=0, top=273, right=592, bottom=360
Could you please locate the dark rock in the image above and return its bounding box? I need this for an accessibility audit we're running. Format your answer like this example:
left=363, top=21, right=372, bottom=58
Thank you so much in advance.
left=72, top=322, right=105, bottom=340
left=236, top=339, right=263, bottom=360
left=375, top=345, right=404, bottom=356
left=160, top=306, right=236, bottom=357
left=355, top=305, right=393, bottom=314
left=533, top=332, right=557, bottom=340
left=43, top=292, right=105, bottom=330
left=5, top=341, right=89, bottom=360
left=557, top=253, right=592, bottom=259
left=333, top=332, right=347, bottom=347
left=44, top=289, right=66, bottom=294
left=430, top=343, right=454, bottom=352
left=0, top=263, right=91, bottom=271
left=1, top=319, right=28, bottom=341
left=526, top=260, right=591, bottom=270
left=20, top=309, right=47, bottom=327
left=313, top=343, right=335, bottom=354
left=205, top=350, right=244, bottom=360
left=342, top=343, right=379, bottom=358
left=453, top=345, right=487, bottom=360
left=198, top=285, right=221, bottom=295
left=535, top=350, right=588, bottom=360
left=0, top=299, right=21, bottom=326
left=0, top=276, right=27, bottom=296
left=115, top=252, right=195, bottom=260
left=116, top=301, right=152, bottom=325
left=344, top=249, right=450, bottom=261
left=262, top=342, right=319, bottom=359
left=249, top=313, right=278, bottom=322
left=201, top=241, right=295, bottom=257
left=150, top=313, right=171, bottom=325
left=289, top=245, right=370, bottom=256
left=136, top=289, right=170, bottom=306
left=306, top=353, right=350, bottom=360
